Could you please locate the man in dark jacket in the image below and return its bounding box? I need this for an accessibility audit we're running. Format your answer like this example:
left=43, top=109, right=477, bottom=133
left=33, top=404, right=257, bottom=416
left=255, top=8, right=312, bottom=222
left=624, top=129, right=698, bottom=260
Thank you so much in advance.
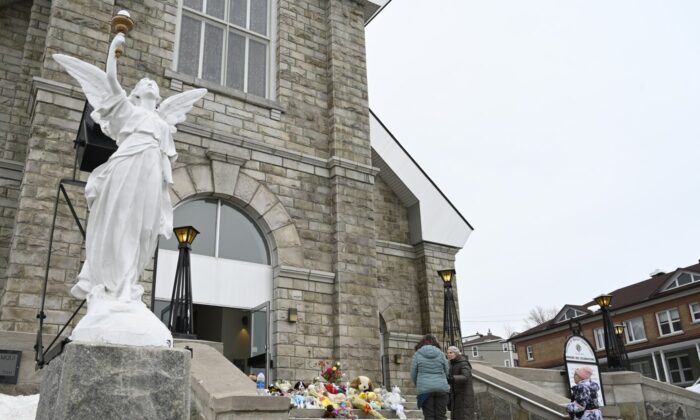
left=447, top=346, right=475, bottom=420
left=411, top=334, right=450, bottom=420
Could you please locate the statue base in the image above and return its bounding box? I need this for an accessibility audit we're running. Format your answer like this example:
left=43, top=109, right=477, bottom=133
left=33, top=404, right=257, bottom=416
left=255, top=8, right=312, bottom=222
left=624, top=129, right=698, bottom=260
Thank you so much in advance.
left=36, top=342, right=191, bottom=420
left=70, top=291, right=173, bottom=347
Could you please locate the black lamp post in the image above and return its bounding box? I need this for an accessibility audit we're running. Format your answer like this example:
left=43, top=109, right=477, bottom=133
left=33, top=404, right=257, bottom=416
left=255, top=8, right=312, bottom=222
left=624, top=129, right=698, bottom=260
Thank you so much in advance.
left=614, top=324, right=630, bottom=370
left=439, top=269, right=463, bottom=353
left=594, top=294, right=627, bottom=371
left=168, top=226, right=199, bottom=338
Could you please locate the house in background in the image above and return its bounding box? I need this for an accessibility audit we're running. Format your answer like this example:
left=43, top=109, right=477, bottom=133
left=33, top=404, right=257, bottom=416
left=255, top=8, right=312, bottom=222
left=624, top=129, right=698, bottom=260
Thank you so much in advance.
left=509, top=260, right=700, bottom=388
left=463, top=330, right=518, bottom=367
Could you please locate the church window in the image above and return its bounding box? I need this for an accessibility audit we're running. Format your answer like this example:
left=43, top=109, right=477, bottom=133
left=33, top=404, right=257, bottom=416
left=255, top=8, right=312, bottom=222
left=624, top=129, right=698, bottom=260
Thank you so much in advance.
left=160, top=198, right=269, bottom=264
left=176, top=0, right=272, bottom=98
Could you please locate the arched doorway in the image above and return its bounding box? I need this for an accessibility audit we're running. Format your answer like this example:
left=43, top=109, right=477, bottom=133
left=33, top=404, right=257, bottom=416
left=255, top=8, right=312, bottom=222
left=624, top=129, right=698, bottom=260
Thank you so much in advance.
left=152, top=198, right=272, bottom=377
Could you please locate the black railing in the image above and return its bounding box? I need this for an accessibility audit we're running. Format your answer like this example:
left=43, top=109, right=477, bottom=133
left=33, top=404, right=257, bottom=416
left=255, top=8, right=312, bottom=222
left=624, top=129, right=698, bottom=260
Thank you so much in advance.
left=34, top=178, right=88, bottom=368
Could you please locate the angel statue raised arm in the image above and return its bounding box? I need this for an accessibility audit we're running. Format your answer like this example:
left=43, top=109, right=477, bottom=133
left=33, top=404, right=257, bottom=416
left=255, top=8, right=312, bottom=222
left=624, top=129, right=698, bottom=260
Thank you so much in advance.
left=53, top=32, right=207, bottom=347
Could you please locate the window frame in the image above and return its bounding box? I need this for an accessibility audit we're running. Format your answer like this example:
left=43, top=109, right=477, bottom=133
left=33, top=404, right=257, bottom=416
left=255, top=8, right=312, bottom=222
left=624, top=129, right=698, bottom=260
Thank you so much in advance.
left=656, top=308, right=683, bottom=337
left=593, top=327, right=605, bottom=350
left=174, top=0, right=276, bottom=99
left=502, top=343, right=508, bottom=352
left=472, top=346, right=479, bottom=357
left=504, top=360, right=511, bottom=367
left=690, top=302, right=700, bottom=323
left=666, top=355, right=694, bottom=384
left=162, top=198, right=270, bottom=264
left=622, top=317, right=647, bottom=344
left=526, top=345, right=534, bottom=361
left=663, top=271, right=700, bottom=291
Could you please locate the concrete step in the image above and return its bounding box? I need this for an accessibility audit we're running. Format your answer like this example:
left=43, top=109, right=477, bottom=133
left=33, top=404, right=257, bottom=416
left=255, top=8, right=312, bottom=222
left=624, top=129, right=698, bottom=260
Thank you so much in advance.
left=289, top=407, right=425, bottom=419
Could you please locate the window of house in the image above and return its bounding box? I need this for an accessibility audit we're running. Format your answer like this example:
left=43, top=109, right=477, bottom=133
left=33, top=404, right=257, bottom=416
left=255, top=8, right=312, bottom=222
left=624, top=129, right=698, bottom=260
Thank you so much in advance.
left=511, top=343, right=517, bottom=352
left=667, top=355, right=694, bottom=384
left=656, top=308, right=682, bottom=336
left=526, top=345, right=534, bottom=361
left=557, top=307, right=585, bottom=323
left=502, top=343, right=508, bottom=352
left=176, top=0, right=272, bottom=98
left=504, top=360, right=511, bottom=367
left=630, top=360, right=654, bottom=379
left=690, top=303, right=700, bottom=323
left=663, top=272, right=700, bottom=291
left=623, top=318, right=646, bottom=344
left=472, top=346, right=479, bottom=357
left=161, top=198, right=269, bottom=264
left=593, top=328, right=605, bottom=350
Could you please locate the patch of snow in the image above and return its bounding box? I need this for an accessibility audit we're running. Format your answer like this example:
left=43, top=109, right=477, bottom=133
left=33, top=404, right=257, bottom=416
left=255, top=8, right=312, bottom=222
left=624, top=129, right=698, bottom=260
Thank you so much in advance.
left=0, top=393, right=39, bottom=420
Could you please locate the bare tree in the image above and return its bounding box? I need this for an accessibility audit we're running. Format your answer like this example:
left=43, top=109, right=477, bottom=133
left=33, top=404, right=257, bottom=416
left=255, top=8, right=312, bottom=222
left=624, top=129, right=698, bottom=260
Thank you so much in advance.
left=502, top=323, right=517, bottom=338
left=523, top=306, right=559, bottom=328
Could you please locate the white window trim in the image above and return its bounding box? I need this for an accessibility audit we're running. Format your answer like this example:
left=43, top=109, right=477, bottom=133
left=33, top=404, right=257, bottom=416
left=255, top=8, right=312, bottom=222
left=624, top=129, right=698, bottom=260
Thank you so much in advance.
left=593, top=327, right=605, bottom=351
left=472, top=346, right=479, bottom=357
left=656, top=308, right=683, bottom=337
left=690, top=302, right=700, bottom=323
left=662, top=271, right=700, bottom=291
left=623, top=317, right=647, bottom=344
left=526, top=345, right=534, bottom=361
left=504, top=360, right=511, bottom=367
left=502, top=343, right=508, bottom=352
left=173, top=0, right=277, bottom=100
left=666, top=355, right=694, bottom=384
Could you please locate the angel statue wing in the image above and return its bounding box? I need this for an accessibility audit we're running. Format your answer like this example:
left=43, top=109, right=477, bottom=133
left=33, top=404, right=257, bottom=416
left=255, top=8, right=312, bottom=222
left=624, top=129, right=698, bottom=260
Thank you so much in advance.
left=157, top=88, right=208, bottom=133
left=52, top=54, right=122, bottom=111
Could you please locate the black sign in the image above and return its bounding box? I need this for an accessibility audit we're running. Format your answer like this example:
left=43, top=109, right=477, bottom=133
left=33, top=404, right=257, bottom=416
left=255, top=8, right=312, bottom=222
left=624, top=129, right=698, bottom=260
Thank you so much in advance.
left=0, top=350, right=22, bottom=384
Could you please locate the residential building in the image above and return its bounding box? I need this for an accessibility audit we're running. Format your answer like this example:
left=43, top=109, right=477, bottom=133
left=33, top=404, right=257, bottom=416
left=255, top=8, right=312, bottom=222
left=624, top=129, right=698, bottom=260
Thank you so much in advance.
left=0, top=0, right=472, bottom=392
left=510, top=261, right=700, bottom=388
left=463, top=330, right=518, bottom=367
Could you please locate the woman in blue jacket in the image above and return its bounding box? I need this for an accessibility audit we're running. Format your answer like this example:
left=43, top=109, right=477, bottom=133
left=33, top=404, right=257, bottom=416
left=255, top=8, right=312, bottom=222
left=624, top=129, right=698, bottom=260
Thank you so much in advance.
left=410, top=334, right=450, bottom=420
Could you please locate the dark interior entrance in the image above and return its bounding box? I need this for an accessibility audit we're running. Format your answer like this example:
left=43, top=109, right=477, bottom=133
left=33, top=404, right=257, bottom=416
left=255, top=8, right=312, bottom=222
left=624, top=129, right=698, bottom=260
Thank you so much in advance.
left=153, top=300, right=267, bottom=375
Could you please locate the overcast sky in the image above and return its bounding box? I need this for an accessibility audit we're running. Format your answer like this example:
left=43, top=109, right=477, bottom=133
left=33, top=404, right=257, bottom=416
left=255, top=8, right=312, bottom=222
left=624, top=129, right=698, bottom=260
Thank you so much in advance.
left=365, top=1, right=700, bottom=338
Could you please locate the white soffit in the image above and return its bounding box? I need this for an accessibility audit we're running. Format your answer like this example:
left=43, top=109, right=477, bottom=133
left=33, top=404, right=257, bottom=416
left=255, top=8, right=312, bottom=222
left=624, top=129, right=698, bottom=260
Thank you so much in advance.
left=362, top=0, right=390, bottom=24
left=370, top=110, right=473, bottom=249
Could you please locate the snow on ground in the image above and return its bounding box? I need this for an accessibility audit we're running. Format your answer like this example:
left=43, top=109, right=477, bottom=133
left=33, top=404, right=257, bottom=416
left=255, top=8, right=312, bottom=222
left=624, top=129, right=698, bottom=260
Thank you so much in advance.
left=0, top=393, right=39, bottom=420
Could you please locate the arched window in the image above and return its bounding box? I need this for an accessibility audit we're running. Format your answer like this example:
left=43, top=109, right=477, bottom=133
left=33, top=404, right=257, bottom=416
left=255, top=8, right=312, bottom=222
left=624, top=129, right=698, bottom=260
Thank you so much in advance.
left=160, top=198, right=269, bottom=264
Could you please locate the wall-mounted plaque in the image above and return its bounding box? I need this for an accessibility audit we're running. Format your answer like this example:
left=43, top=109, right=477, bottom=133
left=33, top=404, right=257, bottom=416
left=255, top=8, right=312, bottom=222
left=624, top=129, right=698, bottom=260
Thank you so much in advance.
left=0, top=349, right=21, bottom=384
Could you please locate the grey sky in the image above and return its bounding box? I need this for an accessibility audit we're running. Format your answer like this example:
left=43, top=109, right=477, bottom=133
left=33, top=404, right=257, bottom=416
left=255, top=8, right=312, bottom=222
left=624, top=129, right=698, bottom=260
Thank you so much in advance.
left=366, top=1, right=700, bottom=338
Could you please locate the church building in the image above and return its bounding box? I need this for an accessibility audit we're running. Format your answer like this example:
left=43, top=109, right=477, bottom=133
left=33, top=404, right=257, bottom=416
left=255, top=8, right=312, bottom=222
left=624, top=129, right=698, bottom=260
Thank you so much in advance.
left=0, top=0, right=472, bottom=391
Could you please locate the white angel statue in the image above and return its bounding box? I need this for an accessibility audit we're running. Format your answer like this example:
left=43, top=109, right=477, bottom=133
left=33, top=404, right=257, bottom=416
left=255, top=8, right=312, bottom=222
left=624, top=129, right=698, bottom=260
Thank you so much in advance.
left=53, top=33, right=207, bottom=346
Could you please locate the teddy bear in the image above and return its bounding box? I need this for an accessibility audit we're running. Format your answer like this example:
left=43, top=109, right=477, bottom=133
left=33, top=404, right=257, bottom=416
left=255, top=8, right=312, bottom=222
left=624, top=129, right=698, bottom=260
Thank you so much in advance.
left=349, top=376, right=374, bottom=393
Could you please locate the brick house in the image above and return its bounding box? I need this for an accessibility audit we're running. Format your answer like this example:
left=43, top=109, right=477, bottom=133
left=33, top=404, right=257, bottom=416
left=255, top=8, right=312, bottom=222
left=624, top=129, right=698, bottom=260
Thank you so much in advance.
left=509, top=261, right=700, bottom=388
left=0, top=0, right=472, bottom=391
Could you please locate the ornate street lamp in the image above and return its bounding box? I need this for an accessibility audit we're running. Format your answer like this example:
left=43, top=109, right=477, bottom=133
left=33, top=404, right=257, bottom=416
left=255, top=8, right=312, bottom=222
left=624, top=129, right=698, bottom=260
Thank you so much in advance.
left=168, top=226, right=199, bottom=338
left=594, top=294, right=628, bottom=371
left=439, top=269, right=463, bottom=353
left=614, top=324, right=630, bottom=370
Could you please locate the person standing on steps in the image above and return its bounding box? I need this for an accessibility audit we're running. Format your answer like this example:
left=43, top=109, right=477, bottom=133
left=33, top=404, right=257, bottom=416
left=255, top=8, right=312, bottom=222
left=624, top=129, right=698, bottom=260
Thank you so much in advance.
left=447, top=346, right=475, bottom=420
left=411, top=334, right=450, bottom=420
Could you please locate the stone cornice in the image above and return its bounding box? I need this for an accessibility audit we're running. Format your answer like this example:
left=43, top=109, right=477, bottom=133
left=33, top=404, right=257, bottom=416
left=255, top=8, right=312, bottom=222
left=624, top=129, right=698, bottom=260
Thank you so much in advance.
left=388, top=332, right=423, bottom=343
left=414, top=241, right=460, bottom=258
left=376, top=240, right=416, bottom=259
left=205, top=150, right=247, bottom=166
left=274, top=265, right=335, bottom=284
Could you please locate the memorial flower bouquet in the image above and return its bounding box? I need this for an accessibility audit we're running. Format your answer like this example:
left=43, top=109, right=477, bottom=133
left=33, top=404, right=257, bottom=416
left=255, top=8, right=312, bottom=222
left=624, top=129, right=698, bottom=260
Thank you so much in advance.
left=319, top=360, right=343, bottom=384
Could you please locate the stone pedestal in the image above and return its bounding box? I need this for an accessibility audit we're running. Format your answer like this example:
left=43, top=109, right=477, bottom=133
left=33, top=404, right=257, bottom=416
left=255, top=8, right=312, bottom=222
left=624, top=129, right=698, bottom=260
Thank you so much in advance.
left=36, top=342, right=191, bottom=420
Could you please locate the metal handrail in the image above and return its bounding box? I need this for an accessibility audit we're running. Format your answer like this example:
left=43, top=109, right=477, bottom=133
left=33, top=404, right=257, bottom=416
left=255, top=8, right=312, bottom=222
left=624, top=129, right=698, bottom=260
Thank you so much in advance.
left=473, top=373, right=569, bottom=418
left=35, top=178, right=87, bottom=369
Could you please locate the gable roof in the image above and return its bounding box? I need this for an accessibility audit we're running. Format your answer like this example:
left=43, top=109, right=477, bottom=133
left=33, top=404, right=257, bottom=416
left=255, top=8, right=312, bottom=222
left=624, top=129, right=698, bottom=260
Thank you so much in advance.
left=552, top=304, right=592, bottom=324
left=369, top=109, right=473, bottom=248
left=510, top=261, right=700, bottom=341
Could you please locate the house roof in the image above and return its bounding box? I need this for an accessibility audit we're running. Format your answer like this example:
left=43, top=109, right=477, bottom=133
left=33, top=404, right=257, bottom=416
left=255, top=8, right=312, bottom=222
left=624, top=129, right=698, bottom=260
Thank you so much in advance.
left=510, top=261, right=700, bottom=341
left=463, top=331, right=503, bottom=345
left=369, top=110, right=473, bottom=248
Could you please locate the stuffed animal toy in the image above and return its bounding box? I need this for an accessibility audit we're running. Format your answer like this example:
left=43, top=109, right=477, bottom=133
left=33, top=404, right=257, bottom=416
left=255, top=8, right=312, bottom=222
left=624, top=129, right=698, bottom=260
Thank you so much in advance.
left=275, top=379, right=292, bottom=394
left=291, top=395, right=305, bottom=409
left=294, top=380, right=307, bottom=390
left=350, top=376, right=374, bottom=393
left=322, top=405, right=337, bottom=418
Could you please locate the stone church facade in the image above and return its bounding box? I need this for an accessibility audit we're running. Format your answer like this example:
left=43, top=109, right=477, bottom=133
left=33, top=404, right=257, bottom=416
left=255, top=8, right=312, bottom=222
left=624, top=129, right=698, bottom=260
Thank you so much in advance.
left=0, top=0, right=471, bottom=391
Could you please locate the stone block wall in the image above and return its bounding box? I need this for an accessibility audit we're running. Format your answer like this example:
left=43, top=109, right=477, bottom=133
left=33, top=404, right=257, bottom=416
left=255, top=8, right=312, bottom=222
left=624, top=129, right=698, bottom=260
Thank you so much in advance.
left=0, top=0, right=465, bottom=391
